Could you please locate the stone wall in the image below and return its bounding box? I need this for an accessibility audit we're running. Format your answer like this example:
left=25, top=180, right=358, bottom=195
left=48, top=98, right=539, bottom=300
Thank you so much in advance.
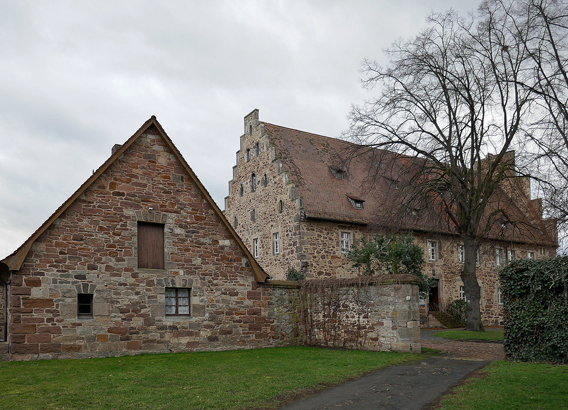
left=224, top=109, right=301, bottom=279
left=299, top=276, right=421, bottom=353
left=3, top=127, right=292, bottom=360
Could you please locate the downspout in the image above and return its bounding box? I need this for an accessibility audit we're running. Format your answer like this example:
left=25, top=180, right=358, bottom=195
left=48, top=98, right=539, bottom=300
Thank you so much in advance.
left=0, top=278, right=8, bottom=342
left=0, top=263, right=11, bottom=343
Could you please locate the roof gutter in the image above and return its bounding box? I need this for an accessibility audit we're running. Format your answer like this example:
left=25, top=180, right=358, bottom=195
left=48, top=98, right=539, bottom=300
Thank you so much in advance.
left=305, top=215, right=368, bottom=226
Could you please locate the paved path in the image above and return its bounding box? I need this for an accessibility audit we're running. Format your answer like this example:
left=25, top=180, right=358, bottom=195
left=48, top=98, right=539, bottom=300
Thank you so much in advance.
left=279, top=330, right=504, bottom=410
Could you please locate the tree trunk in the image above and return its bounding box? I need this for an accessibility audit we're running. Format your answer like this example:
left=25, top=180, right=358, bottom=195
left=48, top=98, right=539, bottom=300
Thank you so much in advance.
left=461, top=237, right=484, bottom=332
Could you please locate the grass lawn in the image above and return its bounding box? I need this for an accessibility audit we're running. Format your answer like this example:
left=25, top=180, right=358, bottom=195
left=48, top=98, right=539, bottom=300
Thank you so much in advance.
left=437, top=361, right=568, bottom=410
left=435, top=329, right=504, bottom=342
left=0, top=346, right=422, bottom=410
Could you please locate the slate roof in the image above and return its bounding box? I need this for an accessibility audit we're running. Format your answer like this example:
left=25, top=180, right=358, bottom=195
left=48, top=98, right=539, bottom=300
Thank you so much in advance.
left=263, top=122, right=556, bottom=247
left=1, top=117, right=269, bottom=283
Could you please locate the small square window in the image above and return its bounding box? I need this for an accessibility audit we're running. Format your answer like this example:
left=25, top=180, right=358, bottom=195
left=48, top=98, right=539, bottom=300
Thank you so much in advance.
left=165, top=288, right=191, bottom=316
left=77, top=294, right=93, bottom=317
left=527, top=251, right=535, bottom=260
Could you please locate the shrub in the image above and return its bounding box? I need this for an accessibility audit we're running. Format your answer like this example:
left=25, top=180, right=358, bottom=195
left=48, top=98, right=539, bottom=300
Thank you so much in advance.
left=446, top=299, right=466, bottom=325
left=286, top=267, right=305, bottom=281
left=499, top=256, right=568, bottom=363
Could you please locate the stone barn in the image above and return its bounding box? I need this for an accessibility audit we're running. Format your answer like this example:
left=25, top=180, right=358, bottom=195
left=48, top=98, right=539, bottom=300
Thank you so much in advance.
left=0, top=116, right=289, bottom=360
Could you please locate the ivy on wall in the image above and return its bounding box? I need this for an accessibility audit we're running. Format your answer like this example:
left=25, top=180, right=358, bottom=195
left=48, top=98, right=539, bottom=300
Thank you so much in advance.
left=499, top=256, right=568, bottom=363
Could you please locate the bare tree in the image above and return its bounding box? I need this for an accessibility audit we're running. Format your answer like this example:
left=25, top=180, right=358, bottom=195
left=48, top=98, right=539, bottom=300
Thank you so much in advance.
left=346, top=7, right=538, bottom=331
left=502, top=0, right=568, bottom=242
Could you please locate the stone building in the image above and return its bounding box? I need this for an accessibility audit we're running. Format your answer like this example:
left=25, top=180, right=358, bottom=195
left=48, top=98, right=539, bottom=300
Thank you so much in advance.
left=0, top=117, right=286, bottom=360
left=224, top=109, right=558, bottom=325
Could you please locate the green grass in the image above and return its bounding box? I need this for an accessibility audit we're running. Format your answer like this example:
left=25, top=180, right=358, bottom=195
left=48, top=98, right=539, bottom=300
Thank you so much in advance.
left=435, top=329, right=504, bottom=341
left=0, top=346, right=422, bottom=410
left=438, top=361, right=568, bottom=409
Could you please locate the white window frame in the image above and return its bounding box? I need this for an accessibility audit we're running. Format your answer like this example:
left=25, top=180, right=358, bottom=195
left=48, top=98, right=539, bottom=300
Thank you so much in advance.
left=498, top=287, right=503, bottom=305
left=457, top=244, right=464, bottom=264
left=527, top=250, right=535, bottom=260
left=496, top=248, right=503, bottom=266
left=253, top=238, right=259, bottom=258
left=340, top=232, right=351, bottom=254
left=459, top=286, right=467, bottom=302
left=508, top=249, right=515, bottom=262
left=273, top=232, right=280, bottom=255
left=427, top=240, right=437, bottom=261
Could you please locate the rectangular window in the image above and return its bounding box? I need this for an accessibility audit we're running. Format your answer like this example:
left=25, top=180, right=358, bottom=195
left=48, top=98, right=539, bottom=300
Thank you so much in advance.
left=165, top=288, right=190, bottom=316
left=138, top=222, right=165, bottom=269
left=273, top=232, right=280, bottom=255
left=539, top=247, right=545, bottom=257
left=457, top=244, right=464, bottom=263
left=459, top=286, right=467, bottom=302
left=77, top=294, right=93, bottom=318
left=340, top=232, right=351, bottom=254
left=498, top=287, right=503, bottom=305
left=507, top=249, right=515, bottom=262
left=527, top=251, right=535, bottom=260
left=253, top=238, right=259, bottom=258
left=496, top=248, right=503, bottom=266
left=427, top=241, right=437, bottom=261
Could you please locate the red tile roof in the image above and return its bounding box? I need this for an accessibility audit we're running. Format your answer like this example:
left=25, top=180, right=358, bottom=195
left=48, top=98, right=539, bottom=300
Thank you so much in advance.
left=264, top=123, right=556, bottom=246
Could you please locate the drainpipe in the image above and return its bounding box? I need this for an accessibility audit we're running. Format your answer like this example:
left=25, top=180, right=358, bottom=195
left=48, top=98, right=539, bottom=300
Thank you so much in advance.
left=0, top=277, right=8, bottom=342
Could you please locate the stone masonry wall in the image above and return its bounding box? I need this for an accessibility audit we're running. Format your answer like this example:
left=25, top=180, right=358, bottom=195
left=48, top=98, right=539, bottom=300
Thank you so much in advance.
left=300, top=276, right=421, bottom=353
left=3, top=127, right=295, bottom=360
left=225, top=110, right=302, bottom=280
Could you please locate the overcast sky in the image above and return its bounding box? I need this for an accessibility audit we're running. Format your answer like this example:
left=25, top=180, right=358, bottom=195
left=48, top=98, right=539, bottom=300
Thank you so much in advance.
left=0, top=0, right=481, bottom=258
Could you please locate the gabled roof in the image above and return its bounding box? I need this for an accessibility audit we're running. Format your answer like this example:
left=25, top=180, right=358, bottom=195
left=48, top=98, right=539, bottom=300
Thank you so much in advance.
left=1, top=117, right=269, bottom=283
left=263, top=122, right=556, bottom=247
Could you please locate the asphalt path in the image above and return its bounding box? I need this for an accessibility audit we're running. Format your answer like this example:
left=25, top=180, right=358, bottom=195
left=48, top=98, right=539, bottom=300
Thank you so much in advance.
left=279, top=355, right=488, bottom=410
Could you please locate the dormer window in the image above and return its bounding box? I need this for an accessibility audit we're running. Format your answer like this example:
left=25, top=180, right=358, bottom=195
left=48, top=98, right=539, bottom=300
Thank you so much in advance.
left=346, top=194, right=365, bottom=210
left=329, top=165, right=347, bottom=180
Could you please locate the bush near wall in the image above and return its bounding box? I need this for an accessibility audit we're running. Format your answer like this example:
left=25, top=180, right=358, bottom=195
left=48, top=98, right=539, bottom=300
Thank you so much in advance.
left=499, top=256, right=568, bottom=363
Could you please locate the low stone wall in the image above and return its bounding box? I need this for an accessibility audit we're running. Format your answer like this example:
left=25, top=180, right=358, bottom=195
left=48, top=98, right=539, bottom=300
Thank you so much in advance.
left=297, top=275, right=421, bottom=353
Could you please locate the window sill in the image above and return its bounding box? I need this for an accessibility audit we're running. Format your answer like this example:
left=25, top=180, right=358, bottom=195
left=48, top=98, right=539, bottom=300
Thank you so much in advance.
left=164, top=315, right=191, bottom=321
left=137, top=268, right=167, bottom=273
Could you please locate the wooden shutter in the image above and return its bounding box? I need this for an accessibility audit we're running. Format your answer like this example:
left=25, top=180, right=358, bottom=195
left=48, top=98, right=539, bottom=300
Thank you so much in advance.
left=138, top=222, right=165, bottom=269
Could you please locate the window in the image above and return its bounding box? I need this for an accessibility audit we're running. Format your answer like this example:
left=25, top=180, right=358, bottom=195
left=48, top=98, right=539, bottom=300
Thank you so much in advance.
left=427, top=241, right=437, bottom=261
left=340, top=232, right=351, bottom=254
left=539, top=247, right=546, bottom=257
left=251, top=173, right=256, bottom=192
left=498, top=287, right=503, bottom=305
left=278, top=200, right=284, bottom=214
left=496, top=248, right=504, bottom=266
left=527, top=251, right=535, bottom=260
left=255, top=142, right=260, bottom=157
left=239, top=184, right=244, bottom=197
left=249, top=124, right=252, bottom=135
left=459, top=286, right=467, bottom=302
left=507, top=249, right=515, bottom=262
left=262, top=173, right=268, bottom=187
left=273, top=232, right=280, bottom=255
left=165, top=288, right=190, bottom=316
left=138, top=222, right=165, bottom=269
left=251, top=209, right=257, bottom=222
left=246, top=149, right=250, bottom=162
left=346, top=195, right=365, bottom=209
left=233, top=216, right=238, bottom=228
left=253, top=238, right=259, bottom=258
left=457, top=244, right=464, bottom=263
left=77, top=294, right=93, bottom=318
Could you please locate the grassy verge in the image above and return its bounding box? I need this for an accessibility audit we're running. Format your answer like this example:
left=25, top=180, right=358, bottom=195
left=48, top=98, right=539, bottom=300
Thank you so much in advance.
left=435, top=329, right=504, bottom=342
left=0, top=346, right=422, bottom=410
left=438, top=361, right=568, bottom=409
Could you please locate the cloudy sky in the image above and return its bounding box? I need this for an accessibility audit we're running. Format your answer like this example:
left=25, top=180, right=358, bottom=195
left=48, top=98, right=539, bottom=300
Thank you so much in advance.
left=0, top=0, right=481, bottom=258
